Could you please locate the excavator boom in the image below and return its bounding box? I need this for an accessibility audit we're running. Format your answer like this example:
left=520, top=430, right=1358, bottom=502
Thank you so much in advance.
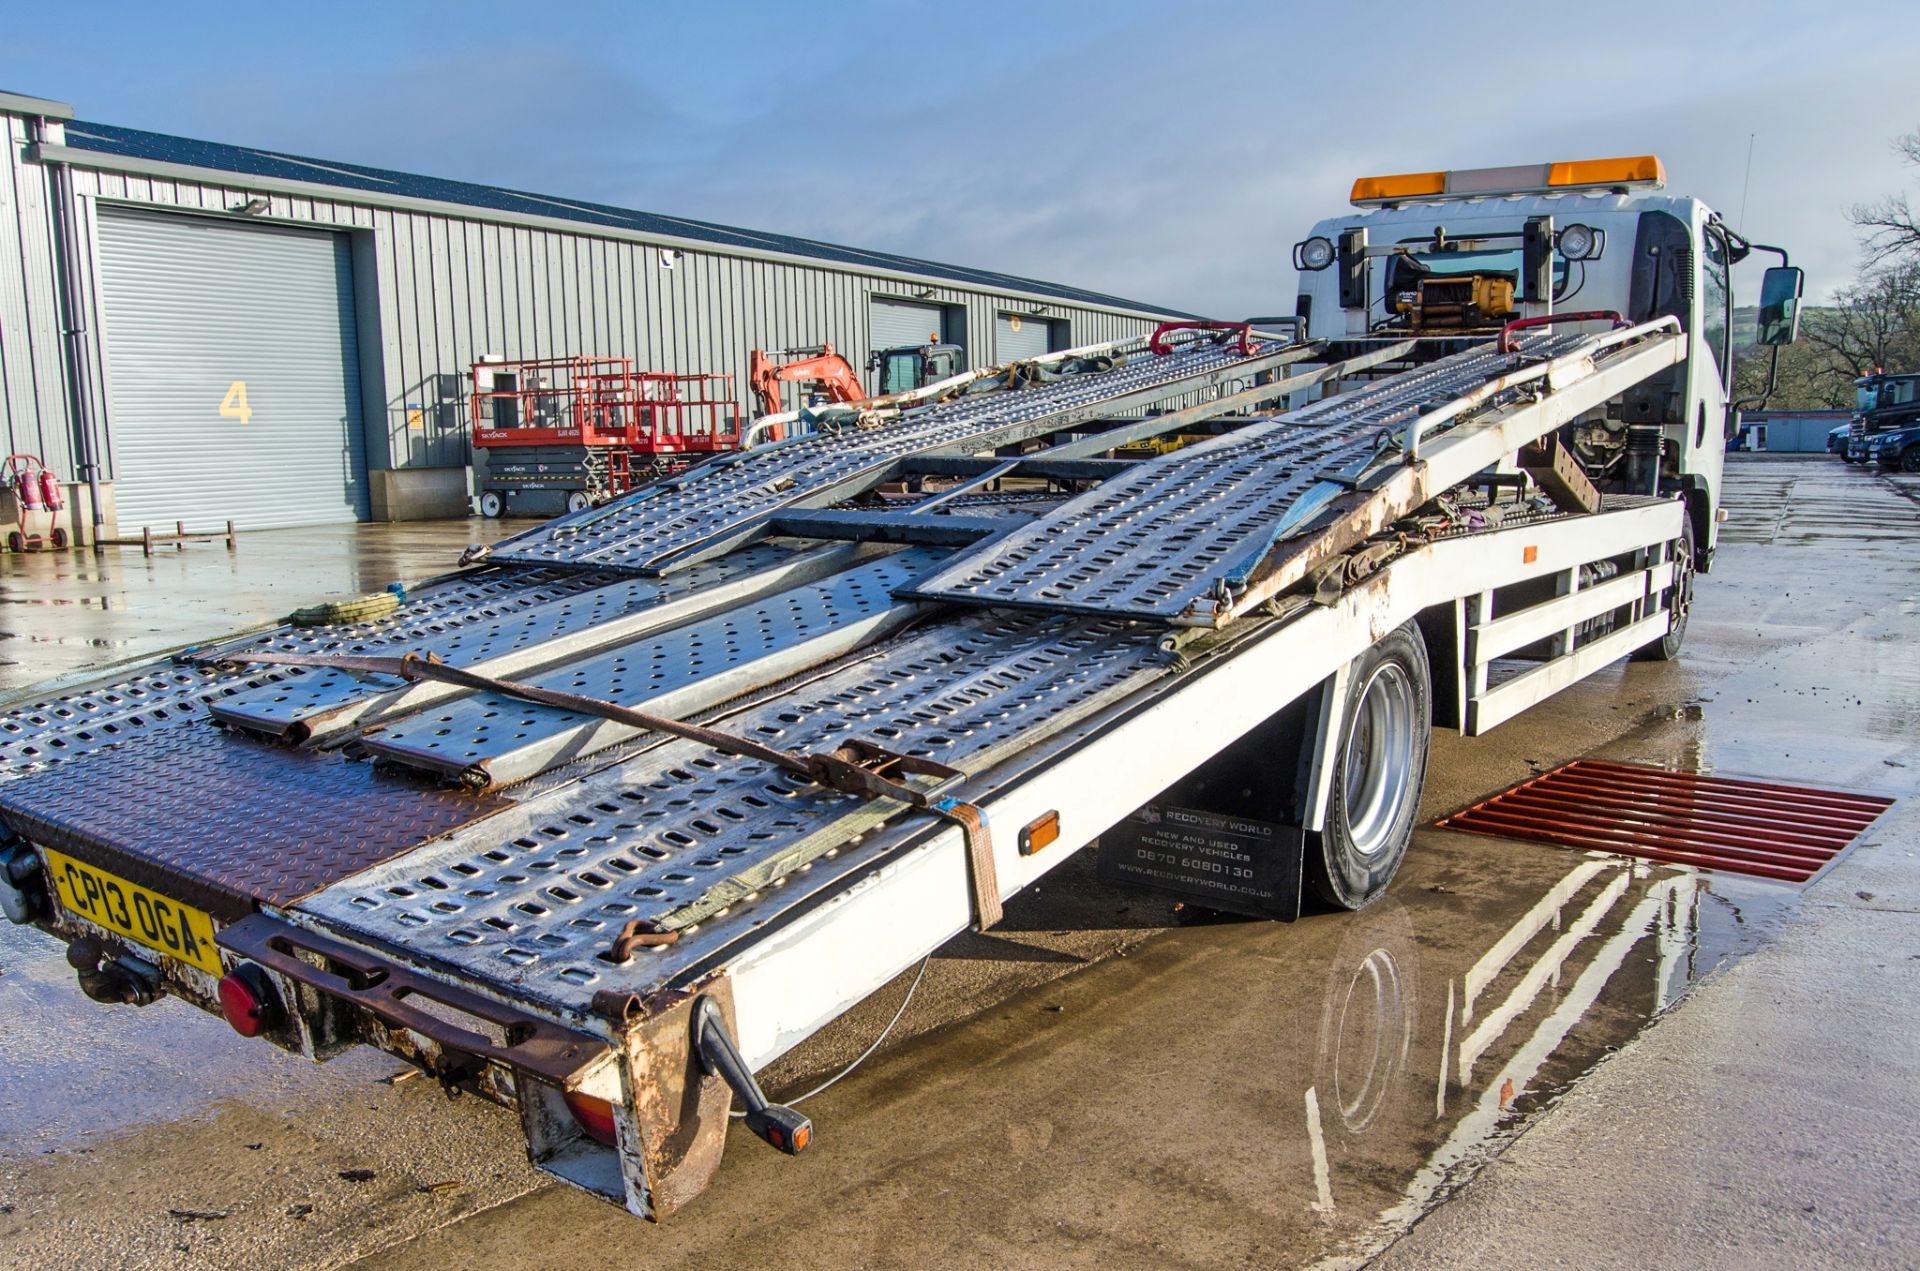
left=748, top=343, right=866, bottom=421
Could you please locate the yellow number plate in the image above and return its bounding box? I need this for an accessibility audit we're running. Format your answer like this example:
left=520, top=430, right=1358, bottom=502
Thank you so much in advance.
left=43, top=849, right=223, bottom=976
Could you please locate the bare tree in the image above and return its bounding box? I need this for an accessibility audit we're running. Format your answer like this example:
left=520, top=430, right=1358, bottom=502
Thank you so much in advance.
left=1850, top=129, right=1920, bottom=264
left=1803, top=262, right=1920, bottom=378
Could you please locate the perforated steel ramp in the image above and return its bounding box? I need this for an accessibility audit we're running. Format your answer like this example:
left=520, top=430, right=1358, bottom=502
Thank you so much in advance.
left=1437, top=759, right=1896, bottom=883
left=482, top=338, right=1295, bottom=576
left=209, top=542, right=843, bottom=742
left=0, top=563, right=633, bottom=779
left=297, top=609, right=1162, bottom=1011
left=900, top=335, right=1588, bottom=621
left=359, top=549, right=945, bottom=787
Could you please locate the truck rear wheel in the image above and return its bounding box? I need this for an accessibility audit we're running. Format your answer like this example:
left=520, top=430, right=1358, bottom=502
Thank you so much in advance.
left=1307, top=623, right=1431, bottom=911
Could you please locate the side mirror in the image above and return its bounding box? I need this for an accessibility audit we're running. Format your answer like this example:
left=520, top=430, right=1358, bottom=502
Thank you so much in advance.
left=1756, top=266, right=1804, bottom=346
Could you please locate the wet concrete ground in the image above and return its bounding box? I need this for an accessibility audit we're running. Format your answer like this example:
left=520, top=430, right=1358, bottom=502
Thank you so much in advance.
left=0, top=456, right=1914, bottom=1268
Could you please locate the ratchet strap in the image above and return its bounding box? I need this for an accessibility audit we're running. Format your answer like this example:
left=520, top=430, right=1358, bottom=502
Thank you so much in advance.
left=220, top=650, right=1005, bottom=934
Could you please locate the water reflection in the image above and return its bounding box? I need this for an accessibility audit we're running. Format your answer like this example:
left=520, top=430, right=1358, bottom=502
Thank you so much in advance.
left=1281, top=847, right=1786, bottom=1258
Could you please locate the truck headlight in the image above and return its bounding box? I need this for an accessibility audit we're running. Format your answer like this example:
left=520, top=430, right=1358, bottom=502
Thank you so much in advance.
left=1556, top=223, right=1604, bottom=261
left=1293, top=236, right=1335, bottom=271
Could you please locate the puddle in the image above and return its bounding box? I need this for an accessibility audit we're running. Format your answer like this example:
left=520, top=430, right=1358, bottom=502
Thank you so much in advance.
left=562, top=828, right=1799, bottom=1271
left=1098, top=833, right=1798, bottom=1266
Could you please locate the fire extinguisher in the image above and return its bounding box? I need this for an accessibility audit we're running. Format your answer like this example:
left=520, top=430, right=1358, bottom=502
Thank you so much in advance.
left=16, top=464, right=42, bottom=512
left=38, top=467, right=63, bottom=512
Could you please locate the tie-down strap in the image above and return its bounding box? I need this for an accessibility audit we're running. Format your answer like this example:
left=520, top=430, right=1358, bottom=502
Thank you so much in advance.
left=219, top=650, right=1005, bottom=934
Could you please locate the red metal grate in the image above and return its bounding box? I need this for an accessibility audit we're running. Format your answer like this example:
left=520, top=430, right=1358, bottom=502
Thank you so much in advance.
left=1436, top=759, right=1895, bottom=884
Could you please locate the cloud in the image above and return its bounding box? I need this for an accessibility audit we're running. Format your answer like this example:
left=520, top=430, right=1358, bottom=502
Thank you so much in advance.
left=27, top=0, right=1920, bottom=314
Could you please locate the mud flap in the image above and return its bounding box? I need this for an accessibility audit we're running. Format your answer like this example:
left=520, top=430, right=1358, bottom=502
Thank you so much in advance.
left=1095, top=696, right=1314, bottom=921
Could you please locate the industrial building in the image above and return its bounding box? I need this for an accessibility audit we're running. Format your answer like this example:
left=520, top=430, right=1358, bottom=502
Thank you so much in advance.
left=0, top=91, right=1183, bottom=536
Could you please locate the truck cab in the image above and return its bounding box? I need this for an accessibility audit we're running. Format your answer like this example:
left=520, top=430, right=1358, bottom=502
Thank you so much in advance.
left=1849, top=372, right=1920, bottom=471
left=1290, top=156, right=1795, bottom=569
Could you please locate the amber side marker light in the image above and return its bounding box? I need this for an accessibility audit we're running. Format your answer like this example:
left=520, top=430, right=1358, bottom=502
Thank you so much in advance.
left=1018, top=810, right=1061, bottom=856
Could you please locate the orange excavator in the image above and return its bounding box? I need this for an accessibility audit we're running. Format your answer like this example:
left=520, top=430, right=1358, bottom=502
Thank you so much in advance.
left=748, top=341, right=966, bottom=425
left=747, top=344, right=866, bottom=420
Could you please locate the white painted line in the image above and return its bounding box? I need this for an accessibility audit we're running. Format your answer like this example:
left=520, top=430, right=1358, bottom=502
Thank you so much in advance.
left=1304, top=1086, right=1335, bottom=1215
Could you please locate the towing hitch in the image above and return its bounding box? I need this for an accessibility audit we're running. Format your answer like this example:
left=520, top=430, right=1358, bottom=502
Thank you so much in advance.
left=66, top=935, right=163, bottom=1006
left=691, top=995, right=811, bottom=1155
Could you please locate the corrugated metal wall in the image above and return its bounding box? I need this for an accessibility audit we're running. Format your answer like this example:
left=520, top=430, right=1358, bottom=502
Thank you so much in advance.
left=1, top=109, right=1172, bottom=499
left=0, top=114, right=77, bottom=475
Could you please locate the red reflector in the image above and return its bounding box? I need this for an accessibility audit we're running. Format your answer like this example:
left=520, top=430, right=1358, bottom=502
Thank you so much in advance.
left=216, top=965, right=281, bottom=1038
left=564, top=1090, right=619, bottom=1146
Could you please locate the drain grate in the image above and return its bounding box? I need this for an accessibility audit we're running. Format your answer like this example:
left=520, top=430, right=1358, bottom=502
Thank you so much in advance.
left=1437, top=759, right=1895, bottom=883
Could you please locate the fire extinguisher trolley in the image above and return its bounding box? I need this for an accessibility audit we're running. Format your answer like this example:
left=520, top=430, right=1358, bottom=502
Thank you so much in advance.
left=3, top=454, right=68, bottom=552
left=470, top=357, right=740, bottom=518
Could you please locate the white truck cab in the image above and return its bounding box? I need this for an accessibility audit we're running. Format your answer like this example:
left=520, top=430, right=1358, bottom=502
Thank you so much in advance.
left=1289, top=156, right=1796, bottom=569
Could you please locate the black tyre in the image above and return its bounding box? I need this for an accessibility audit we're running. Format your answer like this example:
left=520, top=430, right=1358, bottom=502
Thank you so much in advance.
left=1903, top=446, right=1920, bottom=474
left=1632, top=515, right=1695, bottom=662
left=1307, top=622, right=1432, bottom=911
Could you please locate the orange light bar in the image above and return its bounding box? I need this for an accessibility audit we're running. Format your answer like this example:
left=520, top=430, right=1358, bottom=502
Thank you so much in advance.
left=1350, top=171, right=1447, bottom=205
left=1548, top=155, right=1666, bottom=190
left=1351, top=155, right=1665, bottom=206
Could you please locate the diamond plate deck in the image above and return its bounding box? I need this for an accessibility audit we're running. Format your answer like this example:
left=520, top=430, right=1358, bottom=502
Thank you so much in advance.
left=298, top=608, right=1161, bottom=1012
left=208, top=542, right=830, bottom=741
left=0, top=564, right=620, bottom=779
left=899, top=336, right=1590, bottom=620
left=359, top=548, right=946, bottom=787
left=0, top=725, right=507, bottom=917
left=482, top=338, right=1292, bottom=575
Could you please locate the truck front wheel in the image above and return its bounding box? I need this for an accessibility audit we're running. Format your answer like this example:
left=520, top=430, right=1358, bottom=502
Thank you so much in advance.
left=1308, top=623, right=1432, bottom=911
left=1632, top=517, right=1695, bottom=662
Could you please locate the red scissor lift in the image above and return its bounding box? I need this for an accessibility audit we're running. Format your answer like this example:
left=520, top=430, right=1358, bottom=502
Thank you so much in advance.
left=470, top=356, right=740, bottom=517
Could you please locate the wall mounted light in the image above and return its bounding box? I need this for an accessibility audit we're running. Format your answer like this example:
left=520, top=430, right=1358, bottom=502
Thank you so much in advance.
left=231, top=197, right=269, bottom=215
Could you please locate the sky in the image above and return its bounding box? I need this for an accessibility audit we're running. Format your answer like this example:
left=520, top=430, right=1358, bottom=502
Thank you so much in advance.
left=9, top=0, right=1919, bottom=312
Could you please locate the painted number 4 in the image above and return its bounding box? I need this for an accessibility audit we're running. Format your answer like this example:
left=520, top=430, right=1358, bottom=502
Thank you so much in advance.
left=220, top=379, right=253, bottom=425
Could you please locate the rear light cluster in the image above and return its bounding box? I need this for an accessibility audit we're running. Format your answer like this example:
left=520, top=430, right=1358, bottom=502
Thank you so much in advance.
left=565, top=1091, right=619, bottom=1146
left=216, top=963, right=284, bottom=1037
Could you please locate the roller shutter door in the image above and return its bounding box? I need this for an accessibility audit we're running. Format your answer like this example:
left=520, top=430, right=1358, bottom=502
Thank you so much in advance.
left=996, top=312, right=1051, bottom=360
left=870, top=297, right=945, bottom=351
left=96, top=209, right=369, bottom=530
